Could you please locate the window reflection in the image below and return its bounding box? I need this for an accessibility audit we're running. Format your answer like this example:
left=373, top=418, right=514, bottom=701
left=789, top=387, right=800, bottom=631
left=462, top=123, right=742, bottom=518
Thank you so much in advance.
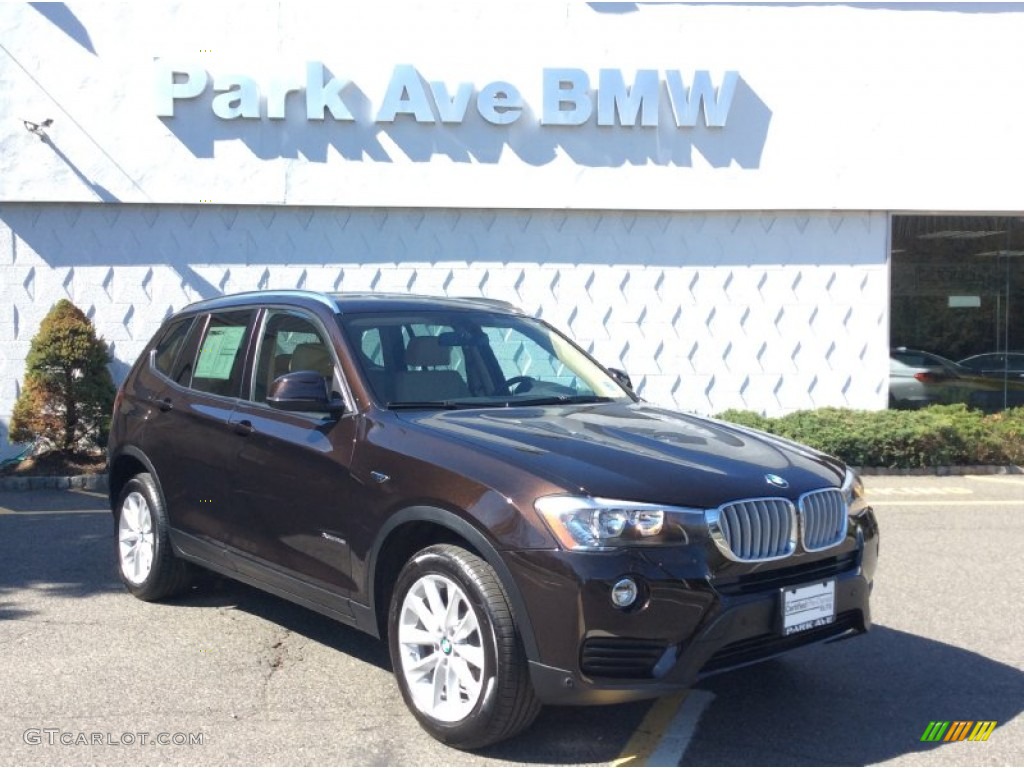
left=890, top=216, right=1024, bottom=412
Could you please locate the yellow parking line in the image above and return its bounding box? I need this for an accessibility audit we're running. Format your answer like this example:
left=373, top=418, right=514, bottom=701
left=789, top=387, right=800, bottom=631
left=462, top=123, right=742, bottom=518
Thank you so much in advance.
left=613, top=693, right=689, bottom=767
left=613, top=690, right=715, bottom=766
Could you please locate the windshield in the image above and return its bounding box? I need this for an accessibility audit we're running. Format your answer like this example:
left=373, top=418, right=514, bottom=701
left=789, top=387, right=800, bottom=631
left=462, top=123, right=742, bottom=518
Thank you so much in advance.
left=337, top=309, right=633, bottom=408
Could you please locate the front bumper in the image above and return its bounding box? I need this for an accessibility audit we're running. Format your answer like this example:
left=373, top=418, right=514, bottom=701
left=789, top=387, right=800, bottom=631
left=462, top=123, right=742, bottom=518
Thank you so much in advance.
left=506, top=509, right=879, bottom=706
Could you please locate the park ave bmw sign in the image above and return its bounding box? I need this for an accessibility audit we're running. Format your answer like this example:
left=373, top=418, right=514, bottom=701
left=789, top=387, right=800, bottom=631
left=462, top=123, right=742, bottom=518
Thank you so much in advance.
left=155, top=62, right=739, bottom=128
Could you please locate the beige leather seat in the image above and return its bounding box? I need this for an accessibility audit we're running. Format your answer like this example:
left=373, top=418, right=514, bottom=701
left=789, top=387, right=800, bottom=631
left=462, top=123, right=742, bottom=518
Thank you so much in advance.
left=394, top=336, right=469, bottom=402
left=290, top=343, right=334, bottom=378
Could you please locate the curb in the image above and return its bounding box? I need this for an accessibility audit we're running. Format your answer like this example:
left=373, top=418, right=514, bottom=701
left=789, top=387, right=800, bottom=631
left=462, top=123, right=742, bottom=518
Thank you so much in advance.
left=853, top=465, right=1024, bottom=477
left=0, top=473, right=109, bottom=492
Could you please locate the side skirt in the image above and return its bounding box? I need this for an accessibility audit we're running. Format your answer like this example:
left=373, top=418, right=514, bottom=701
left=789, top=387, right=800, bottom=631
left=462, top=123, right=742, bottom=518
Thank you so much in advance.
left=169, top=528, right=379, bottom=637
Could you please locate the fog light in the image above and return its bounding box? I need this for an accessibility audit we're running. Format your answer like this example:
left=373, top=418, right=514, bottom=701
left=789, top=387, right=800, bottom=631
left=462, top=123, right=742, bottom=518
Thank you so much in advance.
left=611, top=577, right=638, bottom=608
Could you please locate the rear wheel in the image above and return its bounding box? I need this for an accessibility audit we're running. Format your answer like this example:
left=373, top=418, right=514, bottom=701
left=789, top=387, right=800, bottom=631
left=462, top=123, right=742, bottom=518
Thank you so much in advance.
left=388, top=544, right=540, bottom=749
left=116, top=473, right=191, bottom=601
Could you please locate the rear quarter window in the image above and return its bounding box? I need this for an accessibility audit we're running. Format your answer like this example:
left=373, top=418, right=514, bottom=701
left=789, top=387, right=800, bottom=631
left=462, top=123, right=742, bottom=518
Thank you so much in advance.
left=151, top=317, right=195, bottom=378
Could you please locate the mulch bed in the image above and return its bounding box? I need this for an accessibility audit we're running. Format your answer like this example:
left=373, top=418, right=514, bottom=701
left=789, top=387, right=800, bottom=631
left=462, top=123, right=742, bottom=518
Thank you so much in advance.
left=0, top=449, right=107, bottom=477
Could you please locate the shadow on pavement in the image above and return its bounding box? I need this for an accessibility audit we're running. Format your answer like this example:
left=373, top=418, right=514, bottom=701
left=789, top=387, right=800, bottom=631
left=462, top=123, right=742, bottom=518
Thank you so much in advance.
left=686, top=626, right=1024, bottom=766
left=170, top=574, right=394, bottom=673
left=2, top=490, right=1020, bottom=764
left=0, top=495, right=118, bottom=619
left=177, top=574, right=651, bottom=764
left=178, top=583, right=1024, bottom=765
left=440, top=621, right=1024, bottom=765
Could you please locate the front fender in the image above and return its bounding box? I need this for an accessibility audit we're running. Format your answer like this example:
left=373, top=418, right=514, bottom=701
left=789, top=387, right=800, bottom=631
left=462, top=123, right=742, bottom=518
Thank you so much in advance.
left=366, top=505, right=542, bottom=662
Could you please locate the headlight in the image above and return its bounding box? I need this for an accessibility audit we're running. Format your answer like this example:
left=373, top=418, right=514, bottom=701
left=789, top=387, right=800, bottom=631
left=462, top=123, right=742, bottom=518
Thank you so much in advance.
left=534, top=495, right=701, bottom=551
left=841, top=467, right=868, bottom=514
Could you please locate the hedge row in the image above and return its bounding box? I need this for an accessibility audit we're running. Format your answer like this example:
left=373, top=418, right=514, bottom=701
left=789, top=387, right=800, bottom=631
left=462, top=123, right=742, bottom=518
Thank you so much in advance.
left=715, top=405, right=1024, bottom=469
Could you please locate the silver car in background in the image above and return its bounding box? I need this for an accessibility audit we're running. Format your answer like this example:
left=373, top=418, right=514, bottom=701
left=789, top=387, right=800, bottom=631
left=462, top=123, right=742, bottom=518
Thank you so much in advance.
left=890, top=347, right=1024, bottom=411
left=889, top=348, right=976, bottom=409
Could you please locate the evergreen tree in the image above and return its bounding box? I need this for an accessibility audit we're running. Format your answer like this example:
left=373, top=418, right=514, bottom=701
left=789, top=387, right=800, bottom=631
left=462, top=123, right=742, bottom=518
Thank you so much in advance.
left=10, top=300, right=116, bottom=451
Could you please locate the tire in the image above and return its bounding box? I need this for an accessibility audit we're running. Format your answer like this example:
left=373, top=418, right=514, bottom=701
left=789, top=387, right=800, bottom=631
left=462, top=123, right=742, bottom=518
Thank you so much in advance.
left=115, top=472, right=192, bottom=601
left=388, top=544, right=541, bottom=749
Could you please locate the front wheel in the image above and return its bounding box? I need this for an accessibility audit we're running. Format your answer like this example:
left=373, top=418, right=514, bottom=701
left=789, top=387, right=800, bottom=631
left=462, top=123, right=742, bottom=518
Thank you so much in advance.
left=388, top=544, right=540, bottom=749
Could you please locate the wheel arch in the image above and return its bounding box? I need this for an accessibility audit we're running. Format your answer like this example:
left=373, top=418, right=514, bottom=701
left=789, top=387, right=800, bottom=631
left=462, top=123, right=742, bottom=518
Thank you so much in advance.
left=367, top=505, right=540, bottom=662
left=108, top=447, right=162, bottom=515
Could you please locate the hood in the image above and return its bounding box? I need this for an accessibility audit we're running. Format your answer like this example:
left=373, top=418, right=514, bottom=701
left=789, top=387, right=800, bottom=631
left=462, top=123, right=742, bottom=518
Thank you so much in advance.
left=394, top=402, right=845, bottom=509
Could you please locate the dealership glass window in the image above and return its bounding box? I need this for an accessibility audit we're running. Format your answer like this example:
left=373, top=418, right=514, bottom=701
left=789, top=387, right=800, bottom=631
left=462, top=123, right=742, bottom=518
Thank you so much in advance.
left=890, top=216, right=1024, bottom=411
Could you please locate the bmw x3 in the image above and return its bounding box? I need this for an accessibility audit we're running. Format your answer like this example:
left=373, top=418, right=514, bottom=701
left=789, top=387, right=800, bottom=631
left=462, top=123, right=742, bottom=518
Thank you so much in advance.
left=108, top=290, right=879, bottom=748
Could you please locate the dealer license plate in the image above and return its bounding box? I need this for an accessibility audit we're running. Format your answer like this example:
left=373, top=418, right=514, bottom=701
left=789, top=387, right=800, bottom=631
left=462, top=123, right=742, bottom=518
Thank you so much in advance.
left=782, top=580, right=835, bottom=636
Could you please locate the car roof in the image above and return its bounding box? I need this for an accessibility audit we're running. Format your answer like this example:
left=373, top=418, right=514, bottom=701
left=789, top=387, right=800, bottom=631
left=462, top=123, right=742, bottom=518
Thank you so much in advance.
left=179, top=290, right=525, bottom=316
left=961, top=351, right=1024, bottom=360
left=890, top=348, right=962, bottom=369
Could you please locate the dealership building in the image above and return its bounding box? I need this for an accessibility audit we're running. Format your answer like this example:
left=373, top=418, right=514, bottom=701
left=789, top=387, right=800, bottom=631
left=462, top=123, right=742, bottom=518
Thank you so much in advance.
left=1, top=1, right=1022, bottom=450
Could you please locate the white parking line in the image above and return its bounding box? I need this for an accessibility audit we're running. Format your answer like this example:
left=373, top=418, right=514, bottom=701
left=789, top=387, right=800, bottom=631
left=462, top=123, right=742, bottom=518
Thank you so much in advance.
left=0, top=507, right=107, bottom=515
left=868, top=487, right=973, bottom=496
left=646, top=690, right=715, bottom=766
left=875, top=500, right=1024, bottom=507
left=70, top=487, right=108, bottom=499
left=613, top=689, right=715, bottom=766
left=967, top=475, right=1024, bottom=486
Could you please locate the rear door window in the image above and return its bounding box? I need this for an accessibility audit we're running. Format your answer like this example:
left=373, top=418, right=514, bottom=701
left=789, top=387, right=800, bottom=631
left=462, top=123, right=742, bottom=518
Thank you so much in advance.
left=190, top=310, right=254, bottom=397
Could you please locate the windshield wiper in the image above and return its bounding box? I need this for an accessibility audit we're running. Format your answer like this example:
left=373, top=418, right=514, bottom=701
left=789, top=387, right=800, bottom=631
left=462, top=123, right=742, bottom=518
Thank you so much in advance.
left=507, top=395, right=616, bottom=407
left=387, top=395, right=617, bottom=410
left=386, top=400, right=465, bottom=410
left=564, top=394, right=616, bottom=404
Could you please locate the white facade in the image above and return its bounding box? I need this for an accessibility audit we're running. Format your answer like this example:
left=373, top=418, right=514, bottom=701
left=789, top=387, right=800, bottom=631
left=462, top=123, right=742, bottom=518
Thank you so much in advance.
left=2, top=1, right=1023, bottom=446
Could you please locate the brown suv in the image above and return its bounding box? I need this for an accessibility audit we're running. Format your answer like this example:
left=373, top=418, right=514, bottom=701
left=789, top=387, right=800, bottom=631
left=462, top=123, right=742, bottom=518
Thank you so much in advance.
left=108, top=290, right=879, bottom=748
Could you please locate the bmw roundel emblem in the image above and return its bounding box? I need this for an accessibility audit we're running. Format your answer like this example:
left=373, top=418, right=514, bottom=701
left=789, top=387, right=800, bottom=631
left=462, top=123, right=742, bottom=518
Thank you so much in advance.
left=765, top=473, right=789, bottom=489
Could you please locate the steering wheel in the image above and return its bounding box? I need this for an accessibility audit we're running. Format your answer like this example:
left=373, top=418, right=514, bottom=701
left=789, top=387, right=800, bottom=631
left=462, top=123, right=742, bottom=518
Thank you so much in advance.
left=504, top=375, right=535, bottom=395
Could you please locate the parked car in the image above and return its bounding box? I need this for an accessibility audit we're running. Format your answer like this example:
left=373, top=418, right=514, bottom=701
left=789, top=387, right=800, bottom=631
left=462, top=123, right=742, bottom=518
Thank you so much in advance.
left=109, top=291, right=879, bottom=748
left=958, top=352, right=1024, bottom=379
left=890, top=347, right=1024, bottom=411
left=889, top=347, right=981, bottom=409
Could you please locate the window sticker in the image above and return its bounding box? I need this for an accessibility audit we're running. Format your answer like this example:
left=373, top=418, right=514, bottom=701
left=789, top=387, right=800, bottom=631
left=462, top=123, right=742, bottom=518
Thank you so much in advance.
left=195, top=325, right=246, bottom=380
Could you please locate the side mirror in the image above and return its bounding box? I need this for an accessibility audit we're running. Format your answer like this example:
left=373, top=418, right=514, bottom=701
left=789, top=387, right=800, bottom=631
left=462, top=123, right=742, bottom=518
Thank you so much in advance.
left=267, top=371, right=345, bottom=415
left=607, top=367, right=634, bottom=392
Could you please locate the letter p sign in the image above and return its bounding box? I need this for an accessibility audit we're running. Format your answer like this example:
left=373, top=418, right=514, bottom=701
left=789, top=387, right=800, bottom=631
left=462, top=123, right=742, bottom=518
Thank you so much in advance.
left=155, top=61, right=209, bottom=117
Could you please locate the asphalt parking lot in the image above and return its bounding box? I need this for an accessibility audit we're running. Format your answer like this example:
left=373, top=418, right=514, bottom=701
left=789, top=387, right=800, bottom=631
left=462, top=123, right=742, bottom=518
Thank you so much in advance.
left=1, top=475, right=1022, bottom=766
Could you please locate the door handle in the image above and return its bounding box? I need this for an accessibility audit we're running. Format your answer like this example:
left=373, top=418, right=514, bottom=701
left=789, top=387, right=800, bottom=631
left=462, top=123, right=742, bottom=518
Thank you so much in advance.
left=233, top=419, right=255, bottom=436
left=150, top=397, right=173, bottom=412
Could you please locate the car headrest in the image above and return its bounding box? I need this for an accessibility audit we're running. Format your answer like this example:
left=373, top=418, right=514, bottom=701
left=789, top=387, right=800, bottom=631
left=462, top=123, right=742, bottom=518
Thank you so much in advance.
left=290, top=343, right=333, bottom=377
left=405, top=336, right=450, bottom=368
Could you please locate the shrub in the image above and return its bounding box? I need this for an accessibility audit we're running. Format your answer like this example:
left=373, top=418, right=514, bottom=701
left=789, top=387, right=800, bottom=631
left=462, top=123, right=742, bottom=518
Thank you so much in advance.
left=715, top=405, right=1024, bottom=468
left=9, top=300, right=116, bottom=452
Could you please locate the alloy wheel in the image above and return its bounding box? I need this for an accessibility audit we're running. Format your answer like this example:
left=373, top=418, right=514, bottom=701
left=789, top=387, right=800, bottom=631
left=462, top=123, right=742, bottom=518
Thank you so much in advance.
left=397, top=573, right=486, bottom=723
left=118, top=491, right=155, bottom=585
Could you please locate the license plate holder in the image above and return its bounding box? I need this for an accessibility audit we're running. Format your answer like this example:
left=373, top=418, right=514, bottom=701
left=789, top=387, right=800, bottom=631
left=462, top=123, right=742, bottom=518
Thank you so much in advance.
left=781, top=580, right=836, bottom=636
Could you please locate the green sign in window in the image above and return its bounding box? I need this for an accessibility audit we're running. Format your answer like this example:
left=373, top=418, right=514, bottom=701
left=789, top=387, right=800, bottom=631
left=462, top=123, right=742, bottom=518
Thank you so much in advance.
left=194, top=326, right=246, bottom=380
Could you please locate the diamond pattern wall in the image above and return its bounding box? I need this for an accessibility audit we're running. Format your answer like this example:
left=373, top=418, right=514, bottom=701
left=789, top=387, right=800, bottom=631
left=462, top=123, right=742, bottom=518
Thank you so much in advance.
left=0, top=205, right=889, bottom=448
